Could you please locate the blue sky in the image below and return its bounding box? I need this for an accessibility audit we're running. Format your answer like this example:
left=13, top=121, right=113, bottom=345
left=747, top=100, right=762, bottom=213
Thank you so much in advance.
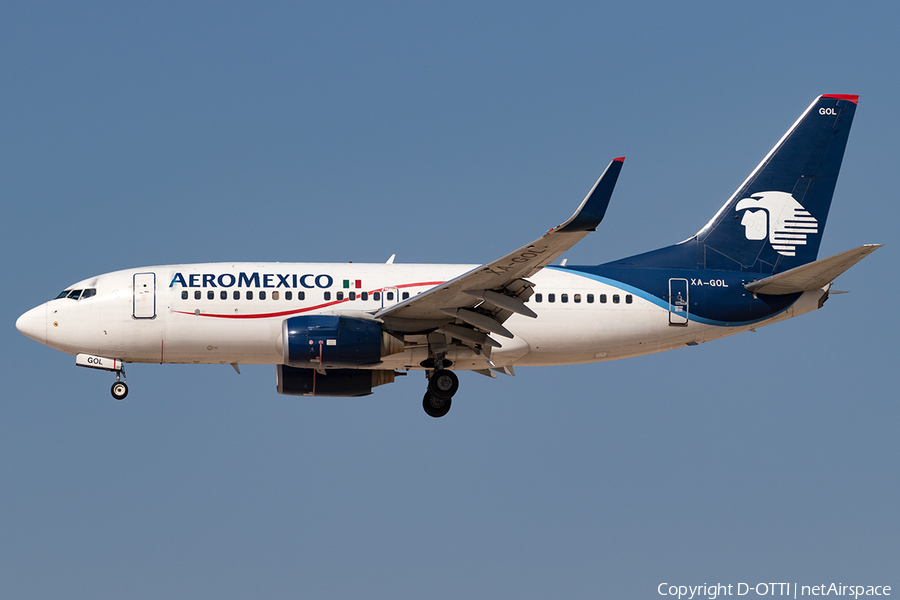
left=2, top=2, right=898, bottom=598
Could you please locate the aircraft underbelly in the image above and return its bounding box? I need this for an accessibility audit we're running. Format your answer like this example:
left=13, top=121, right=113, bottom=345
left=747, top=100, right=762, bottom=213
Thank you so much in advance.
left=510, top=303, right=684, bottom=364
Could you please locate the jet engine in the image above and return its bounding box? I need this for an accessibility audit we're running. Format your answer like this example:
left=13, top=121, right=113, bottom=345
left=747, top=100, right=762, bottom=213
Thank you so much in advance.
left=282, top=315, right=404, bottom=368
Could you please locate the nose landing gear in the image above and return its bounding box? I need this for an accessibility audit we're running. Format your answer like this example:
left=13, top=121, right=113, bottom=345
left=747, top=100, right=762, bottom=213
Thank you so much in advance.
left=74, top=354, right=129, bottom=400
left=110, top=367, right=128, bottom=400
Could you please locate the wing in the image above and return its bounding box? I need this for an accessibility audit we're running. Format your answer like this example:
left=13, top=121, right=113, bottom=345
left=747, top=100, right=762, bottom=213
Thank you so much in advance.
left=376, top=158, right=625, bottom=345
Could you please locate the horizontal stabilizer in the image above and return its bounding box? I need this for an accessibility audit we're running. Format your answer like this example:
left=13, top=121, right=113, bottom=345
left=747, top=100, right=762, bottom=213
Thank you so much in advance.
left=744, top=244, right=881, bottom=295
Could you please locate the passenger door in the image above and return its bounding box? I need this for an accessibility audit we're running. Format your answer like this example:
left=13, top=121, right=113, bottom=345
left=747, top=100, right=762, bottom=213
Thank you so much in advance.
left=133, top=272, right=156, bottom=319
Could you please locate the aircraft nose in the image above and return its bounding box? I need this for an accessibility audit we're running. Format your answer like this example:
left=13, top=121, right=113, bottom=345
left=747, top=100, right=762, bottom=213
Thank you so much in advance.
left=16, top=304, right=47, bottom=345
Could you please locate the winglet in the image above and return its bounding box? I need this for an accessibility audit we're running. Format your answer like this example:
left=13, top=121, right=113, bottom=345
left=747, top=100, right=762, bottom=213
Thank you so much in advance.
left=554, top=157, right=625, bottom=233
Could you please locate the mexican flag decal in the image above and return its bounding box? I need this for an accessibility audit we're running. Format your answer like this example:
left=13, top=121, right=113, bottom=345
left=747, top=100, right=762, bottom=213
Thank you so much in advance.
left=342, top=279, right=362, bottom=289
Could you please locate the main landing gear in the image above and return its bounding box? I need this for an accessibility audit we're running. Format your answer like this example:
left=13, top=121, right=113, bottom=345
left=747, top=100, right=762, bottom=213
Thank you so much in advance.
left=423, top=369, right=458, bottom=418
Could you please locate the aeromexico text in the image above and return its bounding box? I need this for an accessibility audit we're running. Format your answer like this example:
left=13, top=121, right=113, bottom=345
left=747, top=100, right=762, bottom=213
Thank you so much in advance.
left=169, top=272, right=336, bottom=289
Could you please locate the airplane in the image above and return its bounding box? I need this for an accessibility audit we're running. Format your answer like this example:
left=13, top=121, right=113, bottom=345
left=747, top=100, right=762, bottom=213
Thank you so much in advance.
left=16, top=94, right=879, bottom=417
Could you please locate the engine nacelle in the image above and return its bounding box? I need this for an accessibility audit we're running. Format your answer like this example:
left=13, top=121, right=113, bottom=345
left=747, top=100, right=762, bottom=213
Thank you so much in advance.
left=283, top=315, right=402, bottom=368
left=276, top=365, right=397, bottom=397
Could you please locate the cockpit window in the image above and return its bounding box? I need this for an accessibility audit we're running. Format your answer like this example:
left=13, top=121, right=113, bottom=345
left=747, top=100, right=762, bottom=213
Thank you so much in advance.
left=55, top=287, right=96, bottom=300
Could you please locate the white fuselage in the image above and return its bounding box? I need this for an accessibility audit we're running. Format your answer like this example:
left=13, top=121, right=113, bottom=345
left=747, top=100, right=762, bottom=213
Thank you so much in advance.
left=18, top=262, right=825, bottom=372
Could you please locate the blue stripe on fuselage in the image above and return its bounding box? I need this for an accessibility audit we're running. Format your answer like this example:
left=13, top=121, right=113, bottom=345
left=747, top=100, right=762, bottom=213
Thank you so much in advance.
left=547, top=265, right=801, bottom=327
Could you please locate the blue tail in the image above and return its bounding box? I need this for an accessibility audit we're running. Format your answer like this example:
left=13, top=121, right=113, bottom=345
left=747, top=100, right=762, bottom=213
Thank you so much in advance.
left=607, top=94, right=858, bottom=274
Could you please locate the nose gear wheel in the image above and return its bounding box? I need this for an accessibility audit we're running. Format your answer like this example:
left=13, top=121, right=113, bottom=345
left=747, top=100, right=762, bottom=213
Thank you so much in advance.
left=111, top=381, right=128, bottom=400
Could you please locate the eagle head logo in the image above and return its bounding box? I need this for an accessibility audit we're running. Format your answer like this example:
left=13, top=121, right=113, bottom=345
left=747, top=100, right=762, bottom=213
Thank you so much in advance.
left=735, top=191, right=818, bottom=257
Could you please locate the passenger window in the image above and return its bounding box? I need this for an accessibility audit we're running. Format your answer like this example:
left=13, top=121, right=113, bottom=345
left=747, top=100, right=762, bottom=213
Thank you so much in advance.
left=535, top=293, right=542, bottom=303
left=402, top=292, right=410, bottom=300
left=285, top=291, right=292, bottom=300
left=246, top=291, right=253, bottom=300
left=361, top=292, right=368, bottom=301
left=81, top=289, right=96, bottom=299
left=220, top=291, right=227, bottom=300
left=387, top=292, right=394, bottom=301
left=626, top=294, right=633, bottom=304
left=259, top=291, right=266, bottom=300
left=298, top=291, right=305, bottom=301
left=273, top=291, right=279, bottom=300
left=68, top=290, right=83, bottom=300
left=600, top=294, right=607, bottom=303
left=613, top=294, right=620, bottom=304
left=561, top=293, right=568, bottom=303
left=373, top=292, right=380, bottom=301
left=548, top=293, right=555, bottom=303
left=324, top=292, right=331, bottom=300
left=574, top=294, right=581, bottom=303
left=194, top=291, right=201, bottom=300
left=56, top=290, right=72, bottom=299
left=587, top=294, right=594, bottom=303
left=349, top=292, right=356, bottom=301
left=182, top=291, right=188, bottom=300
left=207, top=290, right=214, bottom=300
left=337, top=292, right=344, bottom=300
left=233, top=290, right=240, bottom=300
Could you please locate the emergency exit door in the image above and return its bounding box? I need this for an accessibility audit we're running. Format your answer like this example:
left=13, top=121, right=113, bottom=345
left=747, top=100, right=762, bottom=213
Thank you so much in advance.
left=668, top=278, right=689, bottom=326
left=381, top=287, right=399, bottom=309
left=133, top=272, right=156, bottom=319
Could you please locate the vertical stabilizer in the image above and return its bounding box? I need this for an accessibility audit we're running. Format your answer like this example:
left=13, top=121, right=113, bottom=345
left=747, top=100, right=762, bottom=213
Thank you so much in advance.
left=604, top=95, right=858, bottom=274
left=696, top=94, right=858, bottom=273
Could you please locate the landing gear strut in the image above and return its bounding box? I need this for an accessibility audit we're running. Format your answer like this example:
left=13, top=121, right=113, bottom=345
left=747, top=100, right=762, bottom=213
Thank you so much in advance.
left=110, top=367, right=128, bottom=400
left=423, top=369, right=458, bottom=418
